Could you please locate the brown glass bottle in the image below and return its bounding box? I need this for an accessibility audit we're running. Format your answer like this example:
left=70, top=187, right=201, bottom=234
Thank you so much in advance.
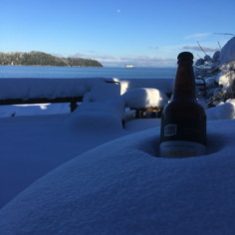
left=160, top=52, right=207, bottom=157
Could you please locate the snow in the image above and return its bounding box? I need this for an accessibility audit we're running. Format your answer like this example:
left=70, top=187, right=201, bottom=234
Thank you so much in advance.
left=212, top=50, right=220, bottom=63
left=0, top=103, right=70, bottom=117
left=120, top=78, right=173, bottom=95
left=125, top=118, right=161, bottom=132
left=1, top=119, right=235, bottom=234
left=0, top=77, right=172, bottom=117
left=0, top=77, right=172, bottom=100
left=0, top=78, right=89, bottom=99
left=206, top=99, right=235, bottom=120
left=217, top=69, right=235, bottom=89
left=1, top=76, right=235, bottom=234
left=66, top=99, right=125, bottom=133
left=0, top=113, right=127, bottom=209
left=123, top=88, right=168, bottom=109
left=220, top=36, right=235, bottom=65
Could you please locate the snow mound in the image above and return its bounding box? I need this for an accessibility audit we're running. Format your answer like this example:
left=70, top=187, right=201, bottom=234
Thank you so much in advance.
left=123, top=88, right=168, bottom=109
left=83, top=79, right=120, bottom=102
left=0, top=78, right=89, bottom=99
left=121, top=78, right=173, bottom=94
left=206, top=99, right=235, bottom=120
left=217, top=69, right=235, bottom=90
left=1, top=120, right=235, bottom=234
left=220, top=36, right=235, bottom=65
left=0, top=78, right=121, bottom=100
left=66, top=98, right=125, bottom=133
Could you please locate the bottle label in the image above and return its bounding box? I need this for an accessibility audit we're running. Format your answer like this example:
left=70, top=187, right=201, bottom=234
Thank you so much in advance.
left=159, top=140, right=206, bottom=157
left=160, top=116, right=206, bottom=145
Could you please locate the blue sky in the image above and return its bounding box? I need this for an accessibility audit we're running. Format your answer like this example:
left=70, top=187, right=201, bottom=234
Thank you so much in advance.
left=0, top=0, right=234, bottom=66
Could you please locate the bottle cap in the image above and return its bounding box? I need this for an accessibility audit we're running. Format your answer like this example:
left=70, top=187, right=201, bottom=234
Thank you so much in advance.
left=177, top=52, right=193, bottom=62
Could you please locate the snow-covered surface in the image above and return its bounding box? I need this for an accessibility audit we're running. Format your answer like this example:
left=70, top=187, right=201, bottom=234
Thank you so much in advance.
left=125, top=118, right=161, bottom=132
left=0, top=77, right=172, bottom=118
left=1, top=75, right=235, bottom=234
left=0, top=113, right=127, bottom=209
left=0, top=77, right=172, bottom=100
left=120, top=78, right=173, bottom=94
left=0, top=103, right=70, bottom=117
left=217, top=70, right=235, bottom=89
left=0, top=90, right=151, bottom=208
left=0, top=78, right=89, bottom=99
left=83, top=80, right=120, bottom=102
left=123, top=88, right=168, bottom=109
left=220, top=36, right=235, bottom=65
left=206, top=99, right=235, bottom=120
left=0, top=77, right=124, bottom=100
left=66, top=98, right=125, bottom=132
left=1, top=118, right=235, bottom=234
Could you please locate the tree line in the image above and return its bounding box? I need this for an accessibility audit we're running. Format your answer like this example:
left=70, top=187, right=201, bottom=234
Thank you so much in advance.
left=0, top=51, right=103, bottom=67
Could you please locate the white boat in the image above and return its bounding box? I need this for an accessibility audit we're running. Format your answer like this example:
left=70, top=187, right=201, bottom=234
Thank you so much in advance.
left=125, top=64, right=135, bottom=68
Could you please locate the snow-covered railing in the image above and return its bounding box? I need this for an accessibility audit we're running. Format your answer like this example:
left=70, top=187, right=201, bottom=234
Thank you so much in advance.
left=0, top=96, right=82, bottom=112
left=0, top=78, right=120, bottom=112
left=0, top=77, right=173, bottom=113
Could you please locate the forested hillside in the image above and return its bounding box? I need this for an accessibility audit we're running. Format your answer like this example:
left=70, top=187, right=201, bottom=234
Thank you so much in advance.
left=0, top=51, right=103, bottom=67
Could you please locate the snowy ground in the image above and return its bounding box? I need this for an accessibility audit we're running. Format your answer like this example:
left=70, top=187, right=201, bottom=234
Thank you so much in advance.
left=1, top=76, right=235, bottom=234
left=0, top=113, right=124, bottom=208
left=0, top=101, right=161, bottom=209
left=0, top=115, right=235, bottom=234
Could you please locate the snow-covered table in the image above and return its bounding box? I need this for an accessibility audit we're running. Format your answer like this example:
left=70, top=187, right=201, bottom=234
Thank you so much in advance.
left=0, top=119, right=235, bottom=235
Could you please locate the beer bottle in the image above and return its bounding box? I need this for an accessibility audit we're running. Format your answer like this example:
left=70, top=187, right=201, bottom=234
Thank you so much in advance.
left=160, top=52, right=206, bottom=157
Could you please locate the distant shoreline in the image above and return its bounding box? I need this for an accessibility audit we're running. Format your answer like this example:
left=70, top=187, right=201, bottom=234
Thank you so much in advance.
left=0, top=51, right=103, bottom=67
left=0, top=64, right=103, bottom=68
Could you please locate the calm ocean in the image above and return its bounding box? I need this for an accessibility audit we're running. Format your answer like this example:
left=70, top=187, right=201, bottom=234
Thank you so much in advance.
left=0, top=66, right=176, bottom=79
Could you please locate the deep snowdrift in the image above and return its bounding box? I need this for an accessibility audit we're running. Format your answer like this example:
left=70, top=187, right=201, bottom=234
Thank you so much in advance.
left=0, top=113, right=126, bottom=209
left=0, top=76, right=171, bottom=208
left=0, top=119, right=235, bottom=235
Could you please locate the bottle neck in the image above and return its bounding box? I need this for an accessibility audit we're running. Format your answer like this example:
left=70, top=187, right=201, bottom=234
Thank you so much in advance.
left=173, top=61, right=196, bottom=101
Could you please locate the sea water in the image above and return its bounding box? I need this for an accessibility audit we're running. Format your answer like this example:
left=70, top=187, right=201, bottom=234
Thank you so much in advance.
left=0, top=66, right=176, bottom=79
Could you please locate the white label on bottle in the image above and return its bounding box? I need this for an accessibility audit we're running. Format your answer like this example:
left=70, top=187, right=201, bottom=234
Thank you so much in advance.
left=159, top=141, right=206, bottom=157
left=164, top=124, right=177, bottom=137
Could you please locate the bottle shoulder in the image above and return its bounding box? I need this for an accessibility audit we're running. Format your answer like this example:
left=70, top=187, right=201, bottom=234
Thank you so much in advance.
left=163, top=99, right=206, bottom=116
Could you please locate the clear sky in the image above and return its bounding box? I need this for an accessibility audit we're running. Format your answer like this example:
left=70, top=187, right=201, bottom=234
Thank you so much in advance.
left=0, top=0, right=234, bottom=66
